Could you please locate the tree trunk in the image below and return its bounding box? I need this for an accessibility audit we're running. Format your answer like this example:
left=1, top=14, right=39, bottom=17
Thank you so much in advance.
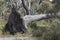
left=3, top=5, right=27, bottom=35
left=21, top=0, right=29, bottom=15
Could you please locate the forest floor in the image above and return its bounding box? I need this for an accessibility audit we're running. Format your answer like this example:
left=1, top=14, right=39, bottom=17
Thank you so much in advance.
left=0, top=17, right=60, bottom=40
left=0, top=17, right=36, bottom=40
left=0, top=36, right=41, bottom=40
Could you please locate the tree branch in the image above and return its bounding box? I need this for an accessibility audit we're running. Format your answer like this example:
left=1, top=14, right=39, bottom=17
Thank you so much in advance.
left=21, top=0, right=29, bottom=15
left=22, top=13, right=55, bottom=28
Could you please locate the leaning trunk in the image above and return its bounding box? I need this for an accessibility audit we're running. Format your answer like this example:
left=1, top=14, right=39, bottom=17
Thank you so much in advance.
left=3, top=5, right=27, bottom=35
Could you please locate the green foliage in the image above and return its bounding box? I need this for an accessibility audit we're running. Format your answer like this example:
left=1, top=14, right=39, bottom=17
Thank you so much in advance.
left=29, top=22, right=37, bottom=29
left=0, top=0, right=5, bottom=12
left=38, top=1, right=54, bottom=13
left=53, top=0, right=60, bottom=13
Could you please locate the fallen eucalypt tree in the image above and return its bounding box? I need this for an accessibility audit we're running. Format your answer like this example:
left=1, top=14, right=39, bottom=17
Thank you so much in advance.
left=2, top=0, right=60, bottom=35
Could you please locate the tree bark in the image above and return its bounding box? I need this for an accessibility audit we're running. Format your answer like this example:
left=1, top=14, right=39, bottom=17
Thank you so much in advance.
left=21, top=0, right=29, bottom=15
left=3, top=5, right=27, bottom=35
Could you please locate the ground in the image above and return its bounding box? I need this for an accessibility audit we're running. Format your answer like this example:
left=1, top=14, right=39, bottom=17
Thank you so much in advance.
left=0, top=17, right=60, bottom=40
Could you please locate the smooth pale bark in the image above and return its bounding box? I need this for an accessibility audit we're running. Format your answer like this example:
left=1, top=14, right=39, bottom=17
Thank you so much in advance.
left=23, top=12, right=60, bottom=29
left=22, top=14, right=51, bottom=29
left=28, top=0, right=31, bottom=15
